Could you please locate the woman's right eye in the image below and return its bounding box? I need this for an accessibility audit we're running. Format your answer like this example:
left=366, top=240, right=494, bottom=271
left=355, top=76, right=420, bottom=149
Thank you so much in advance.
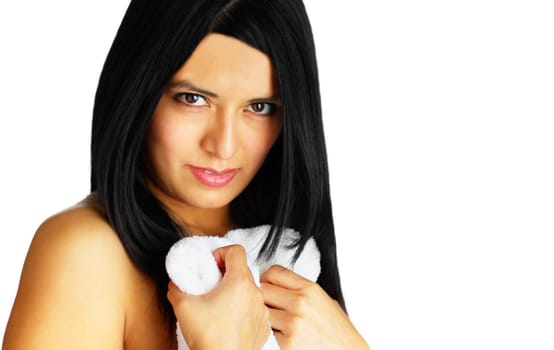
left=175, top=93, right=208, bottom=107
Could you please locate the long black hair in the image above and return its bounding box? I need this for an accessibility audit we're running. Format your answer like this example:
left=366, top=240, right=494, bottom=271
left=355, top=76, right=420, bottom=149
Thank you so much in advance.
left=91, top=0, right=345, bottom=325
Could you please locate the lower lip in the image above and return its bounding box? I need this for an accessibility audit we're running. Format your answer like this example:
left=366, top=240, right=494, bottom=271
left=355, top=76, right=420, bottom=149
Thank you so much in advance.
left=188, top=166, right=239, bottom=187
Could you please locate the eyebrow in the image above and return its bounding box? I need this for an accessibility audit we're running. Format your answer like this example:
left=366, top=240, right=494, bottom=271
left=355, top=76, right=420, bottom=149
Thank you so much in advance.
left=167, top=80, right=281, bottom=102
left=168, top=80, right=219, bottom=98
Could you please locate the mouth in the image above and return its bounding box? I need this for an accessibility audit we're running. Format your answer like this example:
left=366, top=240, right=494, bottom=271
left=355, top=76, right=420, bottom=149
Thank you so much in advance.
left=187, top=165, right=239, bottom=187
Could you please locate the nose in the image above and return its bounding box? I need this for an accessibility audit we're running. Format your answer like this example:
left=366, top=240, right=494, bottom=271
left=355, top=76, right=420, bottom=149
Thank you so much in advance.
left=200, top=109, right=238, bottom=160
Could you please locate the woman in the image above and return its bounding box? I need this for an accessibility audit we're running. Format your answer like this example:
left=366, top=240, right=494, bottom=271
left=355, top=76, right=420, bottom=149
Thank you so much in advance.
left=3, top=0, right=370, bottom=349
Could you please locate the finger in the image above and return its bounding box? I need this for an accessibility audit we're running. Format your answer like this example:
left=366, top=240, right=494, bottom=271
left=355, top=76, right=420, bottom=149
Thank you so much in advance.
left=273, top=330, right=287, bottom=348
left=166, top=281, right=178, bottom=302
left=260, top=320, right=272, bottom=348
left=260, top=282, right=297, bottom=310
left=212, top=244, right=249, bottom=278
left=260, top=264, right=311, bottom=289
left=167, top=281, right=191, bottom=306
left=267, top=307, right=293, bottom=333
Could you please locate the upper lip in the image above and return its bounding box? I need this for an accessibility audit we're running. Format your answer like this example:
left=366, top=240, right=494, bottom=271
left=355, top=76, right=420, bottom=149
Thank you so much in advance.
left=188, top=165, right=239, bottom=175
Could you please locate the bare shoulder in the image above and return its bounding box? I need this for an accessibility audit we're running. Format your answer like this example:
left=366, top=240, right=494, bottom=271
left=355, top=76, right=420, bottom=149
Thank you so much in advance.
left=3, top=195, right=133, bottom=350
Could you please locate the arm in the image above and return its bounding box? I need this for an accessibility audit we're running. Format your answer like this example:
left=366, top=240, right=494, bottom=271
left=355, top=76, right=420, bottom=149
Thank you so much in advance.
left=2, top=208, right=128, bottom=350
left=261, top=265, right=370, bottom=350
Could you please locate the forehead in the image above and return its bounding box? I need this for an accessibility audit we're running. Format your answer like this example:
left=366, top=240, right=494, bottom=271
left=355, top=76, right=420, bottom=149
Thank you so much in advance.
left=170, top=33, right=278, bottom=98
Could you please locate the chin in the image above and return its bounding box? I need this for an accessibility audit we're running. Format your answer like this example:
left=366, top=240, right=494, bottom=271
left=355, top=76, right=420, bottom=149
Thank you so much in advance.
left=182, top=191, right=236, bottom=210
left=193, top=200, right=231, bottom=210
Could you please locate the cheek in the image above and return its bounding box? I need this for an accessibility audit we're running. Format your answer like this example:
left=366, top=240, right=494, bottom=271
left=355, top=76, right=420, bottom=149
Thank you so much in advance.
left=147, top=123, right=175, bottom=167
left=246, top=121, right=282, bottom=164
left=149, top=119, right=178, bottom=154
left=147, top=111, right=201, bottom=160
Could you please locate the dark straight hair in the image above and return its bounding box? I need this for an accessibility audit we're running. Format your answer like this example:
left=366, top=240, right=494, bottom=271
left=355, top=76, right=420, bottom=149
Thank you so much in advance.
left=91, top=0, right=345, bottom=325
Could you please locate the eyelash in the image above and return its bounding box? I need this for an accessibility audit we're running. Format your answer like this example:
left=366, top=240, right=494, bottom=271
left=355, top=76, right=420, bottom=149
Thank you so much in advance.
left=175, top=93, right=208, bottom=107
left=174, top=92, right=278, bottom=117
left=245, top=102, right=277, bottom=116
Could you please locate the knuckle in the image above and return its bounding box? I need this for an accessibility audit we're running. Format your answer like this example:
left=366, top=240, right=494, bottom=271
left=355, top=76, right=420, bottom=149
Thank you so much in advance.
left=267, top=264, right=284, bottom=275
left=304, top=281, right=321, bottom=295
left=287, top=314, right=302, bottom=333
left=268, top=264, right=281, bottom=271
left=167, top=291, right=186, bottom=312
left=262, top=264, right=285, bottom=281
left=291, top=294, right=309, bottom=313
left=228, top=273, right=251, bottom=289
left=272, top=264, right=286, bottom=272
left=228, top=244, right=246, bottom=256
left=166, top=284, right=179, bottom=303
left=279, top=336, right=293, bottom=349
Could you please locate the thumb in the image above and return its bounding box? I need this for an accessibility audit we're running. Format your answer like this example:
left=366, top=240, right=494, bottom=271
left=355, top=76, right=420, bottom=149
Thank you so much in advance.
left=212, top=244, right=249, bottom=278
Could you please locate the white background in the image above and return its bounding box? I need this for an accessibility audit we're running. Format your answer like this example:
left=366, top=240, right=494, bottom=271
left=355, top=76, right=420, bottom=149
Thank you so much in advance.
left=1, top=1, right=553, bottom=349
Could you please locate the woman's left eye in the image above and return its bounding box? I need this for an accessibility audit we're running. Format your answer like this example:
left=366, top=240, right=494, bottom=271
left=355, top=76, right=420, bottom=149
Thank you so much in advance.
left=175, top=93, right=208, bottom=107
left=246, top=102, right=276, bottom=116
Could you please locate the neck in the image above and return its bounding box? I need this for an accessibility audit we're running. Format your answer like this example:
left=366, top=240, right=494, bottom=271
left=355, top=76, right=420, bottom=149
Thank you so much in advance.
left=173, top=206, right=233, bottom=237
left=146, top=182, right=234, bottom=237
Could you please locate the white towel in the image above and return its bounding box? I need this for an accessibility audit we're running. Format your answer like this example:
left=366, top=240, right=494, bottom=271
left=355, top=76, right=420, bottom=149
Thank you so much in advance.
left=165, top=225, right=321, bottom=350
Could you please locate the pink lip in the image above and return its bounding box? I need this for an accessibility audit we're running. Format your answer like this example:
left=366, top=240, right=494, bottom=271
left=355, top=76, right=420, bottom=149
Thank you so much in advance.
left=187, top=165, right=239, bottom=187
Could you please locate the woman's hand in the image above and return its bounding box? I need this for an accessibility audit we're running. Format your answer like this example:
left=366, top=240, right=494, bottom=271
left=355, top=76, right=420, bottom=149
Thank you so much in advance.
left=261, top=265, right=370, bottom=350
left=167, top=245, right=270, bottom=350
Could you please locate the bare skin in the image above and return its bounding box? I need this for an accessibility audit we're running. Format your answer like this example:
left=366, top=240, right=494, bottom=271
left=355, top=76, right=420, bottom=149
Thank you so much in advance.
left=261, top=266, right=371, bottom=350
left=4, top=33, right=283, bottom=350
left=2, top=198, right=370, bottom=350
left=3, top=199, right=270, bottom=350
left=3, top=33, right=370, bottom=349
left=167, top=245, right=270, bottom=350
left=2, top=198, right=177, bottom=350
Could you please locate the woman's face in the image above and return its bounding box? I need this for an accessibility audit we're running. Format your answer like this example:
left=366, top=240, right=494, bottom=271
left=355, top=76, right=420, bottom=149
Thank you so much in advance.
left=145, top=33, right=282, bottom=216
